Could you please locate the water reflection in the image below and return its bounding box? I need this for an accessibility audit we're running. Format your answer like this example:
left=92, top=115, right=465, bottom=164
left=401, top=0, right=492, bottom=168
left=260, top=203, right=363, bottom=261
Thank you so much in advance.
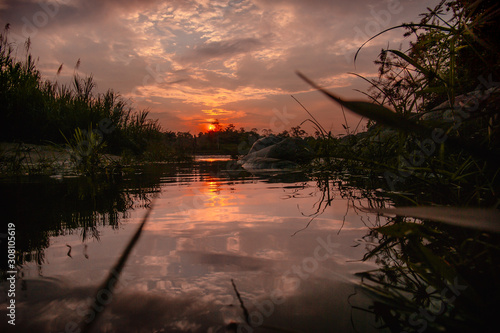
left=0, top=172, right=160, bottom=268
left=353, top=214, right=500, bottom=333
left=1, top=160, right=388, bottom=332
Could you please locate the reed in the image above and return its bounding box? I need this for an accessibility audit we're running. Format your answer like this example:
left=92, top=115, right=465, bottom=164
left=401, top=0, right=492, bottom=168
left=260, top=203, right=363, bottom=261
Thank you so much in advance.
left=0, top=24, right=164, bottom=163
left=300, top=0, right=500, bottom=207
left=298, top=1, right=500, bottom=331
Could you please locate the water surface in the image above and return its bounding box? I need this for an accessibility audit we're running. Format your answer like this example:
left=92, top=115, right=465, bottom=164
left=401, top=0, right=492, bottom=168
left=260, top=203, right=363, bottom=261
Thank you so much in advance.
left=1, top=159, right=387, bottom=332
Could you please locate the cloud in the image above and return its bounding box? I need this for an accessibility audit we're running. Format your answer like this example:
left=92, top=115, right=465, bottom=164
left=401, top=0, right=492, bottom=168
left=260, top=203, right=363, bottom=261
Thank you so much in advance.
left=178, top=37, right=264, bottom=63
left=201, top=108, right=247, bottom=120
left=0, top=0, right=442, bottom=133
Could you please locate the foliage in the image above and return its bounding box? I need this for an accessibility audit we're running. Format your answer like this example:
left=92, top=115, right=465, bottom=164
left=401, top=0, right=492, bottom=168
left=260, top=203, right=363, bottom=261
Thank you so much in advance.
left=0, top=25, right=163, bottom=162
left=354, top=213, right=500, bottom=333
left=60, top=125, right=108, bottom=175
left=301, top=0, right=500, bottom=207
left=298, top=1, right=500, bottom=331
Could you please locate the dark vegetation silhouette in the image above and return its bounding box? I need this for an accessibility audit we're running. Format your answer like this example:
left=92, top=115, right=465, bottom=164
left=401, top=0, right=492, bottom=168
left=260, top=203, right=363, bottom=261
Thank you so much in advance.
left=297, top=1, right=500, bottom=331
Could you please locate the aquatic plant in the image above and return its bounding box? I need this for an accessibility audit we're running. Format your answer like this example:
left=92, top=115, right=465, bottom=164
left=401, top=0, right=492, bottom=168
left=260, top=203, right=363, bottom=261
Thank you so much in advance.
left=61, top=125, right=108, bottom=175
left=353, top=208, right=500, bottom=333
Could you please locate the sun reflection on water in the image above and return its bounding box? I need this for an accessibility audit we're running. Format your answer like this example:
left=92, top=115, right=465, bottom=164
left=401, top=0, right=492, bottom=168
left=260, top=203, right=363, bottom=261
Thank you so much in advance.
left=3, top=163, right=386, bottom=332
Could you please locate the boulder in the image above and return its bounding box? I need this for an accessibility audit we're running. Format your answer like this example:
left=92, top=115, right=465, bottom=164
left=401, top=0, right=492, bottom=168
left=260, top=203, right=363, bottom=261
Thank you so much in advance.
left=239, top=157, right=299, bottom=172
left=239, top=135, right=313, bottom=170
left=421, top=87, right=500, bottom=121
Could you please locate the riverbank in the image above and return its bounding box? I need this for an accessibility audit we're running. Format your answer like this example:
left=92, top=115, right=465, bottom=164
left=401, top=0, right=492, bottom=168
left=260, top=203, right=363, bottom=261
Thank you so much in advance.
left=0, top=142, right=121, bottom=176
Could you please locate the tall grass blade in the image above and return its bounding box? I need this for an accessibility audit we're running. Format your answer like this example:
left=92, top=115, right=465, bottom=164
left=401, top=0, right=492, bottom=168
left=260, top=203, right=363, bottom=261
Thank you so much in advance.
left=296, top=71, right=427, bottom=133
left=353, top=23, right=454, bottom=64
left=296, top=71, right=499, bottom=165
left=386, top=49, right=442, bottom=82
left=81, top=203, right=155, bottom=333
left=291, top=95, right=327, bottom=136
left=371, top=206, right=500, bottom=233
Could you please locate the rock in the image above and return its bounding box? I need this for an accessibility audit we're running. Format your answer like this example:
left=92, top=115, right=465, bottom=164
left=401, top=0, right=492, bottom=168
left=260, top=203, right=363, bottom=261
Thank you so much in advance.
left=246, top=135, right=282, bottom=153
left=239, top=135, right=313, bottom=170
left=421, top=87, right=500, bottom=121
left=240, top=157, right=299, bottom=172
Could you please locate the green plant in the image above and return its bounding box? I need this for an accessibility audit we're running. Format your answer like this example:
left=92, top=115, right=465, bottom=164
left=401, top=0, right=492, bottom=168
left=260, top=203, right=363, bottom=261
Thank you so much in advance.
left=298, top=0, right=500, bottom=206
left=1, top=25, right=167, bottom=162
left=296, top=1, right=500, bottom=331
left=61, top=125, right=108, bottom=175
left=353, top=207, right=500, bottom=333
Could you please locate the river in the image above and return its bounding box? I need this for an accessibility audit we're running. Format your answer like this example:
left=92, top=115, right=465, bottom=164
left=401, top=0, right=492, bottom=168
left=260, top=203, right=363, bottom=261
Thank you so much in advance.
left=0, top=157, right=389, bottom=332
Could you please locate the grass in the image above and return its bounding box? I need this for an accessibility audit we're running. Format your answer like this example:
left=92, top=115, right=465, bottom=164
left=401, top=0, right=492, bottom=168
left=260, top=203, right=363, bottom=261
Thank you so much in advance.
left=301, top=0, right=500, bottom=207
left=60, top=125, right=108, bottom=174
left=0, top=25, right=163, bottom=171
left=297, top=1, right=500, bottom=331
left=80, top=204, right=155, bottom=333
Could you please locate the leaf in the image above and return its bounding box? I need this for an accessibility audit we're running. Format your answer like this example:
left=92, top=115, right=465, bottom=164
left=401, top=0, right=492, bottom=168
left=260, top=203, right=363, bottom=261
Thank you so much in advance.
left=415, top=243, right=457, bottom=282
left=296, top=72, right=499, bottom=166
left=353, top=23, right=455, bottom=65
left=387, top=49, right=442, bottom=82
left=296, top=71, right=430, bottom=135
left=81, top=203, right=155, bottom=332
left=362, top=238, right=394, bottom=261
left=371, top=206, right=500, bottom=233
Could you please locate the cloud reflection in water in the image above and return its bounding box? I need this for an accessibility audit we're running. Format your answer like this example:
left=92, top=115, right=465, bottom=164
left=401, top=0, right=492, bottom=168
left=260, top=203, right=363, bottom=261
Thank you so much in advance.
left=1, top=166, right=384, bottom=332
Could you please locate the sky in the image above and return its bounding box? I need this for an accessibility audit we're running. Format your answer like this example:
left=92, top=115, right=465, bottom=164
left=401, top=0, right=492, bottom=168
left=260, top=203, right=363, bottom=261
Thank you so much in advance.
left=1, top=0, right=440, bottom=135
